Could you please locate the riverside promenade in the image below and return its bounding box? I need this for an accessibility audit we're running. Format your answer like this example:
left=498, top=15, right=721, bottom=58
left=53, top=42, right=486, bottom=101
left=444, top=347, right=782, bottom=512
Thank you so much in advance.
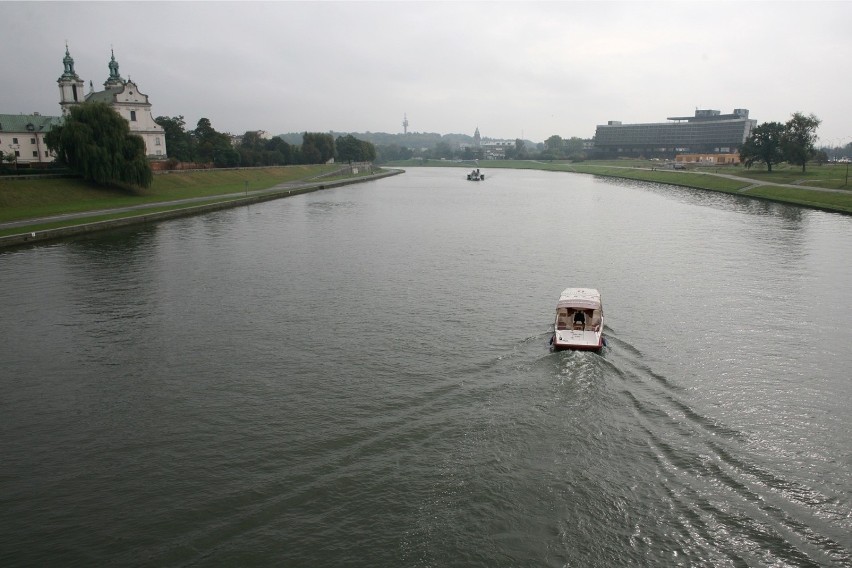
left=0, top=168, right=403, bottom=249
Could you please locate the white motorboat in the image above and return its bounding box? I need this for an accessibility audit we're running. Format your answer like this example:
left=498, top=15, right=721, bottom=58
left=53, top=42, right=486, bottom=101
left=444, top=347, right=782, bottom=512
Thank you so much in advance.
left=551, top=288, right=605, bottom=351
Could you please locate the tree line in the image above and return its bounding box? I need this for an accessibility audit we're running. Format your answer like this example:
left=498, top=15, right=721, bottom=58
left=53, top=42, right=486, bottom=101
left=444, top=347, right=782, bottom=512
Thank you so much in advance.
left=154, top=116, right=376, bottom=168
left=739, top=112, right=822, bottom=173
left=33, top=100, right=833, bottom=191
left=39, top=102, right=377, bottom=189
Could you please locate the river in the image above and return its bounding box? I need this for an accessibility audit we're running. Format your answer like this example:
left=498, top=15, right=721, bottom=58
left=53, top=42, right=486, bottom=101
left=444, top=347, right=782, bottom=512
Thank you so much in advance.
left=1, top=167, right=850, bottom=566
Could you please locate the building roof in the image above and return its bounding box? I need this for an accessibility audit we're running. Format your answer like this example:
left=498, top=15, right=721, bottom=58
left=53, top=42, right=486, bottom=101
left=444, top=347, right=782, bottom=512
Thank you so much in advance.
left=85, top=87, right=125, bottom=104
left=0, top=113, right=63, bottom=134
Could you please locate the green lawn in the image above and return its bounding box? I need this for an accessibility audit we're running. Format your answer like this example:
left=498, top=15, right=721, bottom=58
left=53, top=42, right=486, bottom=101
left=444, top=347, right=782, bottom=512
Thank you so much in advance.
left=743, top=185, right=852, bottom=213
left=0, top=165, right=339, bottom=222
left=4, top=160, right=850, bottom=232
left=0, top=198, right=246, bottom=238
left=386, top=159, right=852, bottom=214
left=697, top=162, right=851, bottom=190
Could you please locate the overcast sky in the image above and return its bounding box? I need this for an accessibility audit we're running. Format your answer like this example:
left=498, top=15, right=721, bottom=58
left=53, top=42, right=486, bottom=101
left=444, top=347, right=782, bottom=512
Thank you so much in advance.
left=3, top=1, right=850, bottom=145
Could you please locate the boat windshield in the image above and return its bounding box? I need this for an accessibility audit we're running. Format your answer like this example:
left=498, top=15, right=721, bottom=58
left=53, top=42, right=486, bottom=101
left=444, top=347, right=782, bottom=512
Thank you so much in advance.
left=555, top=307, right=602, bottom=330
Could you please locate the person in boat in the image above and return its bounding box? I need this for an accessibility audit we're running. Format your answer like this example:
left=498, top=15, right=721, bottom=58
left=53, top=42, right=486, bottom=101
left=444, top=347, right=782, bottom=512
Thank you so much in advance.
left=573, top=310, right=586, bottom=329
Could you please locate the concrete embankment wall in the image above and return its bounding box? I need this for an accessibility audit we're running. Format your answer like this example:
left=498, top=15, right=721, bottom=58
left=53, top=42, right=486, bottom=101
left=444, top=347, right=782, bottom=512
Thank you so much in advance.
left=0, top=169, right=403, bottom=249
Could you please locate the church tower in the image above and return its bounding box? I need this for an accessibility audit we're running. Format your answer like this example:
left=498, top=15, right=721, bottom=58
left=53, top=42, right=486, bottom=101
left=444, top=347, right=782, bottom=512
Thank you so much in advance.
left=474, top=127, right=481, bottom=147
left=103, top=49, right=125, bottom=88
left=57, top=44, right=85, bottom=116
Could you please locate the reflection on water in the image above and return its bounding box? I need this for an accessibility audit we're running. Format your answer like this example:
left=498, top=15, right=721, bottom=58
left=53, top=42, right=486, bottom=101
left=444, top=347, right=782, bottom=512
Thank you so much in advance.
left=1, top=168, right=850, bottom=566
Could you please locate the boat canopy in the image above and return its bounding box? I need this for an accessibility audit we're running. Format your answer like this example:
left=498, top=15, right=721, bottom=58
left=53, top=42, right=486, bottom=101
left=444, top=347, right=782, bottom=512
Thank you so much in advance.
left=556, top=288, right=601, bottom=310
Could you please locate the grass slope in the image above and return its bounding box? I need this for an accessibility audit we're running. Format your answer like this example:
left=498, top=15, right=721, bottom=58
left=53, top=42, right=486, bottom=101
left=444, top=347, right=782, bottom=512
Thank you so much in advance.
left=0, top=165, right=339, bottom=223
left=389, top=159, right=852, bottom=214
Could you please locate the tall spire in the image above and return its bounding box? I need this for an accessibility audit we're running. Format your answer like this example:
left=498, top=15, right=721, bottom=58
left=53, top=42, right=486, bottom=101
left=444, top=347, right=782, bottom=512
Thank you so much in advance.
left=60, top=43, right=80, bottom=80
left=104, top=48, right=125, bottom=88
left=58, top=43, right=85, bottom=114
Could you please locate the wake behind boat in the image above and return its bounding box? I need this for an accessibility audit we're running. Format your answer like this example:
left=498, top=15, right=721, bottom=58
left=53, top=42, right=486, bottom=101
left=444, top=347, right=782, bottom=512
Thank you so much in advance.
left=551, top=288, right=605, bottom=351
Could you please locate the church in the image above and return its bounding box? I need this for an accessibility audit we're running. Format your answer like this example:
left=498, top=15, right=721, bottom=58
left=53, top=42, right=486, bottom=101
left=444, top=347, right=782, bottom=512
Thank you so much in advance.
left=0, top=46, right=166, bottom=165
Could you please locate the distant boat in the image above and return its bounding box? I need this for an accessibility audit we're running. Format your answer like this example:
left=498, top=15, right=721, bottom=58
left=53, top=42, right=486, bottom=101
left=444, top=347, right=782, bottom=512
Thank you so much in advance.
left=467, top=168, right=485, bottom=181
left=551, top=288, right=605, bottom=351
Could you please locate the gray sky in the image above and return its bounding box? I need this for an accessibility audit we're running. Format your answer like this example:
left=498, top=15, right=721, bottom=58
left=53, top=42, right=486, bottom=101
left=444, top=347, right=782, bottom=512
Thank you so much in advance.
left=3, top=1, right=851, bottom=145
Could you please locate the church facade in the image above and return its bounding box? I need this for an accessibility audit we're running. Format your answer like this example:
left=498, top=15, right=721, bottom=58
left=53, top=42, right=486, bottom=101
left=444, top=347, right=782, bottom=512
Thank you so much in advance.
left=1, top=46, right=166, bottom=165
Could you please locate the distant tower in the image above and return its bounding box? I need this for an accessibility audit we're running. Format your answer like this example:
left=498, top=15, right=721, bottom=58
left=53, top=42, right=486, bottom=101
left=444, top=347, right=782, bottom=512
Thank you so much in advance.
left=474, top=127, right=481, bottom=147
left=403, top=113, right=409, bottom=134
left=103, top=49, right=125, bottom=88
left=57, top=44, right=85, bottom=116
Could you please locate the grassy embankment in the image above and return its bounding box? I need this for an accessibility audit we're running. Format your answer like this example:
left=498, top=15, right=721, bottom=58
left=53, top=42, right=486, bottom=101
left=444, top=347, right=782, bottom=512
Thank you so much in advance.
left=0, top=164, right=369, bottom=237
left=390, top=159, right=852, bottom=214
left=3, top=159, right=850, bottom=239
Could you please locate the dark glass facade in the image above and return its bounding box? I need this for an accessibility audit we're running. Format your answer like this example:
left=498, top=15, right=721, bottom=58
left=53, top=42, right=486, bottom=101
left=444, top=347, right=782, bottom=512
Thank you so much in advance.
left=594, top=109, right=757, bottom=157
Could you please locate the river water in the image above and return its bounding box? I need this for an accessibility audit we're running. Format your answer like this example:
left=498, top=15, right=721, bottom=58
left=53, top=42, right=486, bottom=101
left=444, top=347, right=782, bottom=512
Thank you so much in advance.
left=1, top=167, right=850, bottom=567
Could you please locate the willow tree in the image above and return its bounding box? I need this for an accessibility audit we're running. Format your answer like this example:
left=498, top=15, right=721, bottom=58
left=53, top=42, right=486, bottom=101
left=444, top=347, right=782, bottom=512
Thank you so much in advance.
left=46, top=102, right=153, bottom=188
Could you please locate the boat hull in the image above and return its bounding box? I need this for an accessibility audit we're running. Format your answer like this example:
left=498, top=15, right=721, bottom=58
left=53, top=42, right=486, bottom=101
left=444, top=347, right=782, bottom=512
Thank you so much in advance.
left=551, top=328, right=604, bottom=351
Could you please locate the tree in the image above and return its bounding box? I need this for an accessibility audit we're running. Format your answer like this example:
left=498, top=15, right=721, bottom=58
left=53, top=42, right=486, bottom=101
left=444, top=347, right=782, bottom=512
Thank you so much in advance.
left=192, top=118, right=239, bottom=167
left=1, top=150, right=17, bottom=172
left=301, top=132, right=336, bottom=164
left=781, top=112, right=821, bottom=173
left=265, top=136, right=293, bottom=165
left=513, top=138, right=527, bottom=160
left=336, top=134, right=377, bottom=163
left=360, top=139, right=376, bottom=162
left=335, top=134, right=362, bottom=163
left=543, top=135, right=565, bottom=159
left=431, top=141, right=453, bottom=160
left=154, top=115, right=194, bottom=162
left=241, top=131, right=265, bottom=151
left=45, top=102, right=152, bottom=188
left=375, top=144, right=412, bottom=163
left=739, top=122, right=785, bottom=172
left=564, top=137, right=586, bottom=160
left=237, top=131, right=265, bottom=166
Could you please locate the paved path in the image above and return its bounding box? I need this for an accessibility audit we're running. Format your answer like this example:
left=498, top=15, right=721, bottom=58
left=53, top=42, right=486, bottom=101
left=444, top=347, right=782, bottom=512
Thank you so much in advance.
left=600, top=165, right=849, bottom=194
left=2, top=167, right=847, bottom=233
left=0, top=179, right=326, bottom=231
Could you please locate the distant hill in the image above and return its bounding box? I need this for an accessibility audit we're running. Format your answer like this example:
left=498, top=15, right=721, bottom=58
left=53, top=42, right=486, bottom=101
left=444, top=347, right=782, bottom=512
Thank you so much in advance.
left=275, top=131, right=531, bottom=149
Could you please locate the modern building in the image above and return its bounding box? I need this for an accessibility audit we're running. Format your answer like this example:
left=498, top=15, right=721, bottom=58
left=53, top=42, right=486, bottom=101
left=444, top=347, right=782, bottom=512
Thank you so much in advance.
left=1, top=46, right=166, bottom=165
left=593, top=109, right=756, bottom=158
left=481, top=139, right=515, bottom=159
